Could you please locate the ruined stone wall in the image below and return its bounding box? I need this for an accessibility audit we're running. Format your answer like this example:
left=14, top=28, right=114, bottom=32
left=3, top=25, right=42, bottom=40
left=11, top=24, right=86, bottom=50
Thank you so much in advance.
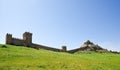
left=6, top=32, right=107, bottom=53
left=12, top=38, right=24, bottom=46
left=67, top=48, right=81, bottom=53
left=6, top=32, right=63, bottom=52
left=67, top=47, right=91, bottom=53
left=31, top=43, right=61, bottom=52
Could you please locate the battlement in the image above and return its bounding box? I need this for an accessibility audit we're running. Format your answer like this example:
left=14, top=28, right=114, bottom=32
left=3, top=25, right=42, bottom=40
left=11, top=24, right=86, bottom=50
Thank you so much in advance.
left=6, top=33, right=12, bottom=36
left=23, top=32, right=32, bottom=36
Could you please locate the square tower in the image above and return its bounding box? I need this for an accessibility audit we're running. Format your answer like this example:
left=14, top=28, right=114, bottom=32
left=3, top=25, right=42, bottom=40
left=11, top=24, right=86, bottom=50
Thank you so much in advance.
left=6, top=33, right=12, bottom=44
left=23, top=32, right=32, bottom=46
left=61, top=46, right=67, bottom=52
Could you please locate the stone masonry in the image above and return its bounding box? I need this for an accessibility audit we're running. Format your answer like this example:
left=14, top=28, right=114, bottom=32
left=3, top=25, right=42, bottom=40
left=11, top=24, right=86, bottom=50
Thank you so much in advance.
left=6, top=32, right=106, bottom=53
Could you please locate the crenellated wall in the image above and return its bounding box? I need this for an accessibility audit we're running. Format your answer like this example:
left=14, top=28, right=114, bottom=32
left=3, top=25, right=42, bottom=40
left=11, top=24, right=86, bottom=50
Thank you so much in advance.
left=6, top=32, right=62, bottom=52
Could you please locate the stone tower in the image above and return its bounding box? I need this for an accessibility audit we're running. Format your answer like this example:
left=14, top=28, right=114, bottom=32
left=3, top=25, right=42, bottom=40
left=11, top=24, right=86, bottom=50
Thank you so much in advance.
left=6, top=34, right=12, bottom=44
left=23, top=32, right=32, bottom=46
left=61, top=46, right=67, bottom=52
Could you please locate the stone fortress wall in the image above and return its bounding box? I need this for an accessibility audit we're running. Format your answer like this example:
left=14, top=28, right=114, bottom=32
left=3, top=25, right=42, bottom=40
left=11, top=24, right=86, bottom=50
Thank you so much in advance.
left=6, top=32, right=106, bottom=53
left=6, top=32, right=65, bottom=52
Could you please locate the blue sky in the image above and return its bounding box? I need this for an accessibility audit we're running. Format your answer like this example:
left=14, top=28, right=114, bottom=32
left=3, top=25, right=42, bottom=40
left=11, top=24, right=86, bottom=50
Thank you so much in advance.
left=0, top=0, right=120, bottom=51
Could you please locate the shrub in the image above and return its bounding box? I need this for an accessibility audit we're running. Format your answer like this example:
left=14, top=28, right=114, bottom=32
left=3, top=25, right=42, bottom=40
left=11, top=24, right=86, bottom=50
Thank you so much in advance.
left=1, top=45, right=7, bottom=48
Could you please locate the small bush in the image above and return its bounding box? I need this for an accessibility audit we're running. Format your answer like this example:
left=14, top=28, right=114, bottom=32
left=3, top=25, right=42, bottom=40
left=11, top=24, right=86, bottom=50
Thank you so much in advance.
left=37, top=65, right=46, bottom=68
left=1, top=45, right=7, bottom=48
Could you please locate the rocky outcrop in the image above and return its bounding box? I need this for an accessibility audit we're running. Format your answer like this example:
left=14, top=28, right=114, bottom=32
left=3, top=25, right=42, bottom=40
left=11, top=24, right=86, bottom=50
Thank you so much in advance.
left=80, top=40, right=104, bottom=51
left=68, top=40, right=107, bottom=53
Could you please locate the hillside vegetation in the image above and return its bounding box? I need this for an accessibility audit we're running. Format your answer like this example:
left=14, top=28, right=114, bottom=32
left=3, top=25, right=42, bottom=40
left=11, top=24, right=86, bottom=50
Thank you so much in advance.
left=0, top=44, right=120, bottom=70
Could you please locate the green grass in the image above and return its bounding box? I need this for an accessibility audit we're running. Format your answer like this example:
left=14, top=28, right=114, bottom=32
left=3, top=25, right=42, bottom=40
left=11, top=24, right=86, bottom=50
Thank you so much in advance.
left=0, top=44, right=120, bottom=70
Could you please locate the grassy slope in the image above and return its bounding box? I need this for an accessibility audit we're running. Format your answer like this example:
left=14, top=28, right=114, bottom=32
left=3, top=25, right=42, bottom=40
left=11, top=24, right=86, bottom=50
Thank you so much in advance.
left=0, top=44, right=120, bottom=70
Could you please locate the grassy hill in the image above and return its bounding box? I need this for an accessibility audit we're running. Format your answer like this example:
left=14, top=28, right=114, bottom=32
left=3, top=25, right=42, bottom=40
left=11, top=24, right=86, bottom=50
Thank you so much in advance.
left=0, top=44, right=120, bottom=70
